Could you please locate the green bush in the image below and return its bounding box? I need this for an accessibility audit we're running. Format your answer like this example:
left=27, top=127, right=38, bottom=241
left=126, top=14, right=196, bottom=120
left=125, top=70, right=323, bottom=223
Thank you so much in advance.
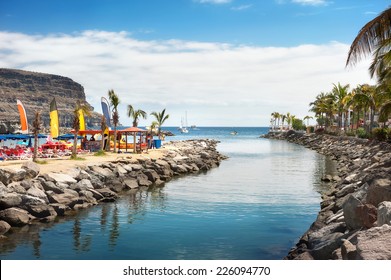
left=356, top=128, right=370, bottom=139
left=372, top=128, right=388, bottom=141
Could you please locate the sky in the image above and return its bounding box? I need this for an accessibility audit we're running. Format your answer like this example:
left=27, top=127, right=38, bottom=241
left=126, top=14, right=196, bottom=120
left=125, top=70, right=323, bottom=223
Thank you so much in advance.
left=0, top=0, right=390, bottom=127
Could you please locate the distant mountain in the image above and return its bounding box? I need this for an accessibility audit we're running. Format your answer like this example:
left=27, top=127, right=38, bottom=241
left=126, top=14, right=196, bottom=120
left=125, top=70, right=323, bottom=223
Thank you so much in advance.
left=0, top=68, right=102, bottom=133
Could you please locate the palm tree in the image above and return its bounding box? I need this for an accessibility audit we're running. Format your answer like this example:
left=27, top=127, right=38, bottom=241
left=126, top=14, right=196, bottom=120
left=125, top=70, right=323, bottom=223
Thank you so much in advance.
left=346, top=8, right=391, bottom=68
left=32, top=111, right=41, bottom=162
left=379, top=100, right=391, bottom=125
left=271, top=112, right=280, bottom=130
left=127, top=105, right=147, bottom=127
left=150, top=109, right=170, bottom=139
left=108, top=89, right=120, bottom=153
left=352, top=84, right=383, bottom=133
left=303, top=115, right=313, bottom=126
left=71, top=100, right=91, bottom=159
left=332, top=83, right=350, bottom=131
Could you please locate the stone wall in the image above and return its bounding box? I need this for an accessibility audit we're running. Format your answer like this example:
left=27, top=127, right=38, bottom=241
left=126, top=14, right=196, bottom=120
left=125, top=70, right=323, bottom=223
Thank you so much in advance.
left=0, top=139, right=227, bottom=237
left=264, top=131, right=391, bottom=260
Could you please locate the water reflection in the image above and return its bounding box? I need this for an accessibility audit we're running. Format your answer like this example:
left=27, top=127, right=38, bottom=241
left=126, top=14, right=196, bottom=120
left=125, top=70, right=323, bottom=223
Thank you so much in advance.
left=0, top=139, right=337, bottom=260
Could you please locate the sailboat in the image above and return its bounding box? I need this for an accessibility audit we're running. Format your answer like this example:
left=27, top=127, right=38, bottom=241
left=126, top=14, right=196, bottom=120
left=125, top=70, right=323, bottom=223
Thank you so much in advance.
left=178, top=112, right=189, bottom=133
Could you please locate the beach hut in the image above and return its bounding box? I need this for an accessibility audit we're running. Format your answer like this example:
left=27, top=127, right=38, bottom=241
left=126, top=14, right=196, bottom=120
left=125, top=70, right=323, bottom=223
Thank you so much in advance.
left=117, top=127, right=148, bottom=153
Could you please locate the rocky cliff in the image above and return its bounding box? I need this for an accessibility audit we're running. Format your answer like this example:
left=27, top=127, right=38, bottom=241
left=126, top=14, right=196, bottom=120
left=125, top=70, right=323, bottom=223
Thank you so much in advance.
left=0, top=68, right=101, bottom=133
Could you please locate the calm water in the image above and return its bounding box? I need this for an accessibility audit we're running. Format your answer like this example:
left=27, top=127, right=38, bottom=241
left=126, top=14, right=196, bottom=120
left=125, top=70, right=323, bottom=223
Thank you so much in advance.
left=0, top=127, right=336, bottom=260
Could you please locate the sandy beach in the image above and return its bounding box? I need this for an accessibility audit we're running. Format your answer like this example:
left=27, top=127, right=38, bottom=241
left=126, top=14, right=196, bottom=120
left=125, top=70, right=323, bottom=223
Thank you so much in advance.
left=0, top=148, right=167, bottom=174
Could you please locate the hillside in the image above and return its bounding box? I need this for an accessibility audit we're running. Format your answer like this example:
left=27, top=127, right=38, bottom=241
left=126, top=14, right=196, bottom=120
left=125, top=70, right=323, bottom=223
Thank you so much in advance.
left=0, top=68, right=102, bottom=133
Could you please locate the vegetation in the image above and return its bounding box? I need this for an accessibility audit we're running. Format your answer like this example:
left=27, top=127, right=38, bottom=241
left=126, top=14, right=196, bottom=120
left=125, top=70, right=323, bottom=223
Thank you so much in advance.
left=286, top=8, right=391, bottom=141
left=108, top=89, right=120, bottom=153
left=94, top=149, right=107, bottom=156
left=32, top=111, right=42, bottom=163
left=151, top=109, right=170, bottom=139
left=127, top=105, right=147, bottom=127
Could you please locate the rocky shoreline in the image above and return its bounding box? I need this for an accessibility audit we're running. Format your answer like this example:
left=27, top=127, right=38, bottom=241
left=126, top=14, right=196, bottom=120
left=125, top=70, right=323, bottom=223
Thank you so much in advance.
left=263, top=131, right=391, bottom=260
left=0, top=139, right=227, bottom=238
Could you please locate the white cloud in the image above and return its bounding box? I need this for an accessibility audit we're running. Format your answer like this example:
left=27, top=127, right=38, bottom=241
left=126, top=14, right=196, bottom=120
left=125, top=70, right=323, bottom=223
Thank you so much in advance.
left=0, top=31, right=372, bottom=126
left=292, top=0, right=329, bottom=6
left=231, top=4, right=253, bottom=11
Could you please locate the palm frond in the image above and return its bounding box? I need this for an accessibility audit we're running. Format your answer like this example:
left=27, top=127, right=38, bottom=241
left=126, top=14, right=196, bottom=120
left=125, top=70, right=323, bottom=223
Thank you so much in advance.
left=347, top=7, right=391, bottom=67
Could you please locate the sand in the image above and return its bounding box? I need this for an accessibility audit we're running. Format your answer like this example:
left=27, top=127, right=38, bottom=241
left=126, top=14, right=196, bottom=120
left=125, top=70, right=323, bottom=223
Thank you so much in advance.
left=0, top=148, right=168, bottom=174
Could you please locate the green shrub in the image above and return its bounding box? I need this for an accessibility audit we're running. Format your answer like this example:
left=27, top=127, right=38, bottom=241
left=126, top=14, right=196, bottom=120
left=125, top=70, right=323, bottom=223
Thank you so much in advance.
left=372, top=128, right=388, bottom=141
left=94, top=150, right=107, bottom=156
left=356, top=128, right=370, bottom=139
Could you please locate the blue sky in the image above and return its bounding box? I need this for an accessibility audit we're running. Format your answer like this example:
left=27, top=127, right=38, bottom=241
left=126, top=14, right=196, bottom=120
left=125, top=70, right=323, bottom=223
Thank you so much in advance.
left=0, top=0, right=390, bottom=126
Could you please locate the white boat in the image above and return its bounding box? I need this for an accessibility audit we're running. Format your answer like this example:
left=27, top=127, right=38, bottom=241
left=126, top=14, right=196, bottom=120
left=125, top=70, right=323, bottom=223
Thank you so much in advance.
left=178, top=112, right=189, bottom=133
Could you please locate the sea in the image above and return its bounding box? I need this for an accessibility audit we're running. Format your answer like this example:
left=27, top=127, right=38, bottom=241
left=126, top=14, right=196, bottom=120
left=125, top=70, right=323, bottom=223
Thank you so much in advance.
left=0, top=127, right=337, bottom=260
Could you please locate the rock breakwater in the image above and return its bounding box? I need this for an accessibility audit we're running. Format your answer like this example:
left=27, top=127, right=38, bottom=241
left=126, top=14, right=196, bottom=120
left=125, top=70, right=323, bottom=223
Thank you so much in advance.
left=0, top=139, right=227, bottom=237
left=263, top=131, right=391, bottom=260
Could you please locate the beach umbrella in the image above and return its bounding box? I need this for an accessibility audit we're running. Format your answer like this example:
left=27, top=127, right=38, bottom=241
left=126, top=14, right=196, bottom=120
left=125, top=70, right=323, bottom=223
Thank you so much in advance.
left=55, top=133, right=83, bottom=140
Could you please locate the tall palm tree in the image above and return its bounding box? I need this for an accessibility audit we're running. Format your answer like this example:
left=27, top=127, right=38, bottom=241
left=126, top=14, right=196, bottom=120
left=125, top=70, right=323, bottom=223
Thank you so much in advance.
left=127, top=105, right=147, bottom=127
left=150, top=109, right=170, bottom=139
left=71, top=100, right=91, bottom=159
left=32, top=111, right=41, bottom=162
left=271, top=112, right=280, bottom=130
left=346, top=8, right=391, bottom=68
left=108, top=89, right=120, bottom=153
left=352, top=84, right=382, bottom=133
left=332, top=83, right=350, bottom=130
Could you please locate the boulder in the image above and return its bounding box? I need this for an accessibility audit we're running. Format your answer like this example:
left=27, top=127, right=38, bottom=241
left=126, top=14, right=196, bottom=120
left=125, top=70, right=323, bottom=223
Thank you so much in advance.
left=0, top=220, right=11, bottom=235
left=127, top=164, right=143, bottom=171
left=47, top=189, right=79, bottom=206
left=123, top=178, right=139, bottom=189
left=95, top=188, right=118, bottom=202
left=10, top=169, right=27, bottom=181
left=21, top=161, right=40, bottom=178
left=293, top=251, right=314, bottom=260
left=367, top=178, right=391, bottom=206
left=27, top=185, right=49, bottom=204
left=20, top=194, right=47, bottom=207
left=335, top=183, right=357, bottom=198
left=355, top=204, right=377, bottom=229
left=50, top=203, right=68, bottom=216
left=308, top=222, right=346, bottom=243
left=79, top=190, right=98, bottom=205
left=343, top=194, right=364, bottom=230
left=5, top=182, right=26, bottom=194
left=0, top=169, right=12, bottom=185
left=341, top=239, right=357, bottom=260
left=143, top=169, right=160, bottom=183
left=70, top=179, right=94, bottom=192
left=114, top=165, right=128, bottom=176
left=310, top=232, right=345, bottom=260
left=0, top=193, right=23, bottom=209
left=356, top=224, right=391, bottom=260
left=41, top=180, right=65, bottom=194
left=47, top=173, right=77, bottom=184
left=377, top=201, right=391, bottom=226
left=0, top=207, right=30, bottom=226
left=89, top=166, right=114, bottom=180
left=27, top=204, right=57, bottom=219
left=88, top=189, right=105, bottom=201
